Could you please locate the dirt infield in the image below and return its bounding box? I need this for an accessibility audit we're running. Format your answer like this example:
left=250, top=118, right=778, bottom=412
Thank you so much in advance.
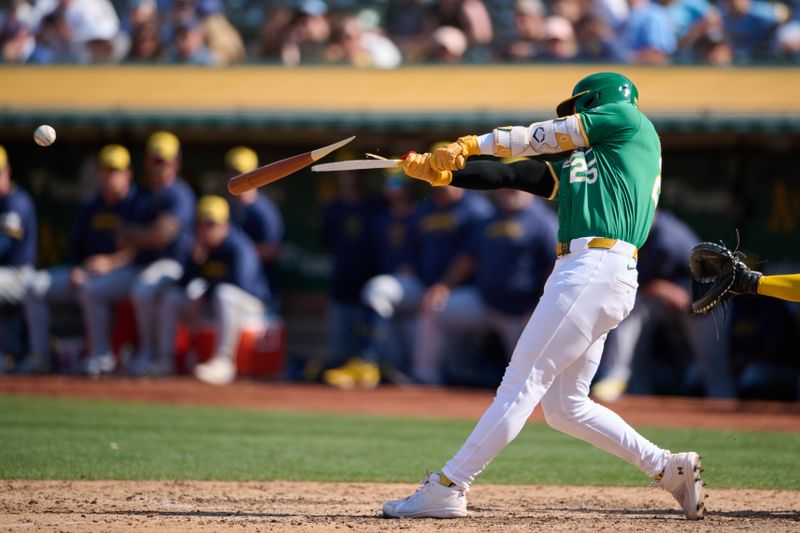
left=2, top=377, right=799, bottom=532
left=2, top=480, right=799, bottom=532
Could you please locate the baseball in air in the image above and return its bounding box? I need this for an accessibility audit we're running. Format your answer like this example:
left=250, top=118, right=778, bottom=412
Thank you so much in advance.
left=33, top=125, right=56, bottom=147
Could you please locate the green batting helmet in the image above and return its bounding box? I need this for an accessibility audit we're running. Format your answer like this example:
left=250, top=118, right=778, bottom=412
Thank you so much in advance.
left=556, top=72, right=639, bottom=117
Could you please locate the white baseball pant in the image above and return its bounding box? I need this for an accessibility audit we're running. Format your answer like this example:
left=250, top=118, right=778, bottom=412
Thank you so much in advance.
left=159, top=282, right=266, bottom=367
left=441, top=237, right=671, bottom=489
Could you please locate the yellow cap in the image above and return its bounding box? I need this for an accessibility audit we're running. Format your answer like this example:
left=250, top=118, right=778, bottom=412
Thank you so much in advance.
left=99, top=144, right=131, bottom=170
left=0, top=145, right=6, bottom=169
left=146, top=131, right=180, bottom=161
left=197, top=195, right=230, bottom=224
left=225, top=146, right=259, bottom=174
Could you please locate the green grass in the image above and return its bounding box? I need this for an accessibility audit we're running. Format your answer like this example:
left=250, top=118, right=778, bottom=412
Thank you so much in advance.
left=1, top=395, right=798, bottom=489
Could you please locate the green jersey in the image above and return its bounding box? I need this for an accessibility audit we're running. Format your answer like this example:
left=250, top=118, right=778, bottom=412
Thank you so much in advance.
left=551, top=102, right=661, bottom=249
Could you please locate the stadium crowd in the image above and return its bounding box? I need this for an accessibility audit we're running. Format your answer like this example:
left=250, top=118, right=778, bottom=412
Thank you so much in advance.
left=2, top=134, right=798, bottom=401
left=2, top=0, right=800, bottom=66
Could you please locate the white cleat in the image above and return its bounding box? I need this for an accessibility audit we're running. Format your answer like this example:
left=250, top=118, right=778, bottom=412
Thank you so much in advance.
left=654, top=451, right=706, bottom=520
left=194, top=357, right=236, bottom=385
left=383, top=472, right=468, bottom=519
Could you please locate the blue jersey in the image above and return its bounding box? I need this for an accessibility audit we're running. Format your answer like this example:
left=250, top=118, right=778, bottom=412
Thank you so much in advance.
left=626, top=2, right=677, bottom=55
left=181, top=227, right=270, bottom=302
left=230, top=194, right=284, bottom=295
left=321, top=198, right=378, bottom=303
left=722, top=0, right=782, bottom=58
left=372, top=208, right=416, bottom=274
left=667, top=0, right=711, bottom=38
left=231, top=194, right=284, bottom=249
left=0, top=186, right=37, bottom=267
left=413, top=191, right=494, bottom=286
left=70, top=187, right=137, bottom=265
left=637, top=211, right=699, bottom=288
left=473, top=202, right=558, bottom=315
left=124, top=179, right=196, bottom=265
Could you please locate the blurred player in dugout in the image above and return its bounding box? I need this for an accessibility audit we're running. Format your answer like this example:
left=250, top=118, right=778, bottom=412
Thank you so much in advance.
left=224, top=147, right=284, bottom=306
left=19, top=144, right=137, bottom=374
left=157, top=196, right=271, bottom=385
left=0, top=145, right=37, bottom=365
left=81, top=131, right=196, bottom=375
left=593, top=211, right=735, bottom=401
left=413, top=183, right=558, bottom=386
left=322, top=172, right=417, bottom=388
left=325, top=145, right=494, bottom=388
left=319, top=169, right=379, bottom=380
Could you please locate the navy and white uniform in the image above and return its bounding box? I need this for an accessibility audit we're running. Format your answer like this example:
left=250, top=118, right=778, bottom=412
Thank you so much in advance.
left=361, top=191, right=493, bottom=373
left=25, top=187, right=137, bottom=359
left=413, top=200, right=558, bottom=384
left=158, top=227, right=269, bottom=369
left=0, top=185, right=36, bottom=360
left=0, top=185, right=37, bottom=304
left=230, top=193, right=284, bottom=301
left=81, top=179, right=196, bottom=362
left=321, top=197, right=379, bottom=365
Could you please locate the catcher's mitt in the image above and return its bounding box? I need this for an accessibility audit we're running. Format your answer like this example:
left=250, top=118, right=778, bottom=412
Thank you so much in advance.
left=689, top=242, right=762, bottom=316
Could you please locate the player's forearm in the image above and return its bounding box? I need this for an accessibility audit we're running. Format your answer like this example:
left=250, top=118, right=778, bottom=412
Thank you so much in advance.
left=117, top=224, right=147, bottom=248
left=122, top=217, right=180, bottom=250
left=149, top=216, right=180, bottom=248
left=757, top=274, right=800, bottom=302
left=451, top=160, right=558, bottom=199
left=475, top=115, right=589, bottom=157
left=107, top=247, right=135, bottom=268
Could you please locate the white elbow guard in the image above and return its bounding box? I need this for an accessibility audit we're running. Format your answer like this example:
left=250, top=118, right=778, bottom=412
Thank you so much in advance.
left=493, top=115, right=588, bottom=157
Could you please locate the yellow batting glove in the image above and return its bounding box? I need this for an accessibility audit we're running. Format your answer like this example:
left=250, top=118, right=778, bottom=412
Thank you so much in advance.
left=400, top=152, right=452, bottom=186
left=430, top=135, right=479, bottom=171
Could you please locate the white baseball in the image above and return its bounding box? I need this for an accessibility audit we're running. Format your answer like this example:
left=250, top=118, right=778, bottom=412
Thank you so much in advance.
left=33, top=125, right=56, bottom=147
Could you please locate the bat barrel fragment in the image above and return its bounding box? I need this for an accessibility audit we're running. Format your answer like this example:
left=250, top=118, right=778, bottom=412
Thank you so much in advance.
left=228, top=152, right=313, bottom=195
left=226, top=135, right=355, bottom=195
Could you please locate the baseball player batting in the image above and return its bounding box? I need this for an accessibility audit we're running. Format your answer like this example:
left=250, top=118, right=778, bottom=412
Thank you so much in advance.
left=382, top=72, right=707, bottom=520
